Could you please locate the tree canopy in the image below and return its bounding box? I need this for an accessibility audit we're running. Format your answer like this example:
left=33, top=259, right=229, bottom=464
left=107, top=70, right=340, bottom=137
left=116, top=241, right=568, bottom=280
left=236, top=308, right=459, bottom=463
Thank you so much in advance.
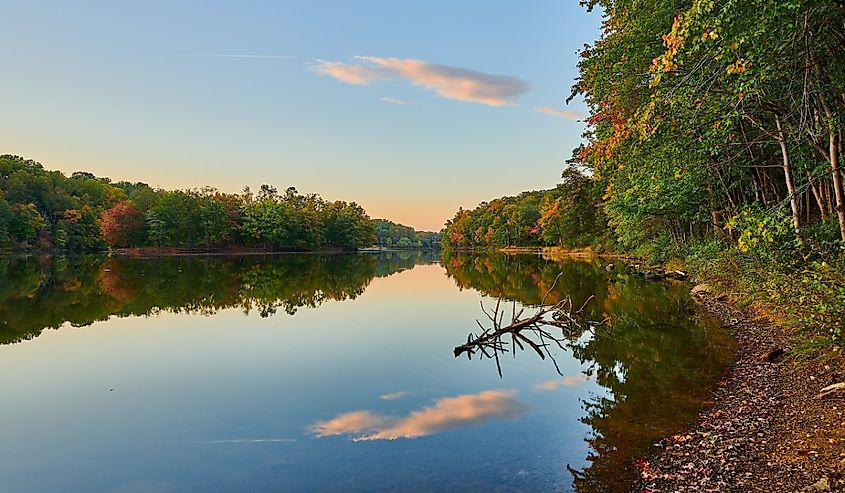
left=0, top=155, right=377, bottom=252
left=373, top=219, right=442, bottom=249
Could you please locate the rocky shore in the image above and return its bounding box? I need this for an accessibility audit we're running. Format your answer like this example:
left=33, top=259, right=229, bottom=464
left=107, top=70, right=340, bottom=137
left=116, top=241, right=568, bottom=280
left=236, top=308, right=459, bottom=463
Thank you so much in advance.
left=638, top=288, right=844, bottom=493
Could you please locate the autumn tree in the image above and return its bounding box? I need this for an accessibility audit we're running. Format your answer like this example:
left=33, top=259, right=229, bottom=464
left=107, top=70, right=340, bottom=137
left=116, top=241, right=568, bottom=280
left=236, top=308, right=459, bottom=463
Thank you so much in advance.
left=100, top=201, right=145, bottom=247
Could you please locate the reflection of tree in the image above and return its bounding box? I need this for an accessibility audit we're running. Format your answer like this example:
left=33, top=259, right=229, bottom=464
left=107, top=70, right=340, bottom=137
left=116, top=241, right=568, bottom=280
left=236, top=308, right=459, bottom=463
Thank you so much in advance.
left=0, top=252, right=431, bottom=345
left=443, top=251, right=608, bottom=316
left=455, top=278, right=607, bottom=378
left=444, top=252, right=735, bottom=493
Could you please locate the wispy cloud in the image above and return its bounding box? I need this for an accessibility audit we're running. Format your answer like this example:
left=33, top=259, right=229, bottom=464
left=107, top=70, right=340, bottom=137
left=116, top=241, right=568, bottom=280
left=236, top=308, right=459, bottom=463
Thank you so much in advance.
left=380, top=97, right=410, bottom=106
left=310, top=390, right=528, bottom=441
left=380, top=390, right=411, bottom=400
left=534, top=106, right=585, bottom=120
left=533, top=375, right=590, bottom=392
left=180, top=54, right=296, bottom=59
left=313, top=56, right=530, bottom=107
left=193, top=438, right=297, bottom=444
left=313, top=59, right=384, bottom=84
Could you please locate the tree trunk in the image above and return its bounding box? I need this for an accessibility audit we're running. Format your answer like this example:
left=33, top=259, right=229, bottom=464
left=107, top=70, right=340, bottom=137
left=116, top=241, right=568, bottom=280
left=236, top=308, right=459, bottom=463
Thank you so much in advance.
left=810, top=179, right=826, bottom=221
left=775, top=116, right=801, bottom=232
left=756, top=167, right=770, bottom=206
left=821, top=180, right=834, bottom=217
left=830, top=131, right=845, bottom=241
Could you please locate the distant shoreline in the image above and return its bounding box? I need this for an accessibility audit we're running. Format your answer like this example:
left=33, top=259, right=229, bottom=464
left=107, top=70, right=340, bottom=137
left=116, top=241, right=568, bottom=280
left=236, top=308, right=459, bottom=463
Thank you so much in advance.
left=0, top=246, right=442, bottom=258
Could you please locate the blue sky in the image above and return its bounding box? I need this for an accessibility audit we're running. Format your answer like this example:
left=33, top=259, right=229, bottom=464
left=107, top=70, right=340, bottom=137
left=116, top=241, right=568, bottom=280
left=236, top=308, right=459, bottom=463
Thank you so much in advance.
left=1, top=1, right=601, bottom=231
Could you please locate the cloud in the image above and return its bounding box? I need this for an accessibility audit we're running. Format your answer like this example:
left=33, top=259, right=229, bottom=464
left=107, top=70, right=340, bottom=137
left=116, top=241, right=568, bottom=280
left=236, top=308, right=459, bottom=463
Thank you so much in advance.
left=196, top=438, right=297, bottom=444
left=180, top=54, right=295, bottom=59
left=533, top=375, right=589, bottom=392
left=313, top=57, right=530, bottom=106
left=380, top=390, right=411, bottom=400
left=534, top=106, right=585, bottom=120
left=312, top=59, right=387, bottom=85
left=310, top=390, right=528, bottom=441
left=380, top=97, right=410, bottom=106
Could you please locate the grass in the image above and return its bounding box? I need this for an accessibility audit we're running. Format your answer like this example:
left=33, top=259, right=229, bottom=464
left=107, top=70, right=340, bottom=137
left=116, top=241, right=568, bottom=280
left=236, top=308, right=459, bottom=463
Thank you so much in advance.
left=662, top=236, right=845, bottom=360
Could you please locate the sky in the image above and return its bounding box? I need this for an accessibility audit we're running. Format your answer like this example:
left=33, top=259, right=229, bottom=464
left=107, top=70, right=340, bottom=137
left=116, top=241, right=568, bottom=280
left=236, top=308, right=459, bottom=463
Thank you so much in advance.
left=1, top=1, right=601, bottom=231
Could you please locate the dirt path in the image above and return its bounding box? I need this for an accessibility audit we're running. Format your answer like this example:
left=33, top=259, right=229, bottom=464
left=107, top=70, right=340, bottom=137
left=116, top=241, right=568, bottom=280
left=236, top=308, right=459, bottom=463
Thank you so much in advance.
left=639, top=290, right=844, bottom=492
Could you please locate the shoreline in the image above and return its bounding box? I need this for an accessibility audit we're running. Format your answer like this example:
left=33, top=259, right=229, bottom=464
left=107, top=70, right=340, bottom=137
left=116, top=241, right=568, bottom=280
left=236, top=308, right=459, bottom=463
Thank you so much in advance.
left=499, top=246, right=641, bottom=260
left=0, top=247, right=441, bottom=259
left=639, top=288, right=844, bottom=492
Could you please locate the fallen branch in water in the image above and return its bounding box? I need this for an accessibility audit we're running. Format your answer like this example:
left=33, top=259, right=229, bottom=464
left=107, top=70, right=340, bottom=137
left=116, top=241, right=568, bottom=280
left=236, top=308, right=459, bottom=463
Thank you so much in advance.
left=453, top=273, right=609, bottom=377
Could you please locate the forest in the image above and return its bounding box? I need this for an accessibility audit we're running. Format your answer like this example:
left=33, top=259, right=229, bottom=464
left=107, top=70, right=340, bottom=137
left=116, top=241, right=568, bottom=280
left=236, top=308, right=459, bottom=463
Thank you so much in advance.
left=0, top=154, right=378, bottom=252
left=443, top=0, right=845, bottom=348
left=373, top=218, right=442, bottom=249
left=442, top=167, right=603, bottom=249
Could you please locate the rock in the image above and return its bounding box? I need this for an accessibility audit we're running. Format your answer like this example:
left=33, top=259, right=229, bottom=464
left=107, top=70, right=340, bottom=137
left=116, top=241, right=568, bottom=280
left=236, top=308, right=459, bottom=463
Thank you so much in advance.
left=798, top=477, right=830, bottom=492
left=765, top=347, right=787, bottom=363
left=691, top=283, right=712, bottom=295
left=605, top=263, right=616, bottom=271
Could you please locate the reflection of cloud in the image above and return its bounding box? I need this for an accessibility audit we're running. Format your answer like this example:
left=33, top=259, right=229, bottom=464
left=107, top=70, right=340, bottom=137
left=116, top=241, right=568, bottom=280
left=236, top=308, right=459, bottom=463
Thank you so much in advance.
left=533, top=375, right=589, bottom=391
left=313, top=57, right=530, bottom=106
left=310, top=390, right=528, bottom=441
left=380, top=96, right=410, bottom=106
left=380, top=390, right=411, bottom=400
left=311, top=410, right=392, bottom=437
left=197, top=438, right=296, bottom=444
left=534, top=106, right=585, bottom=120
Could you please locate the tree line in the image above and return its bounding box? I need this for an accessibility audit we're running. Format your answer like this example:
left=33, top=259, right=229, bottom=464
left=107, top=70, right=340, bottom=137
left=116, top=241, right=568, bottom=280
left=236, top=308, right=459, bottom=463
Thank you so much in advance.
left=373, top=218, right=442, bottom=249
left=442, top=167, right=605, bottom=250
left=0, top=155, right=378, bottom=251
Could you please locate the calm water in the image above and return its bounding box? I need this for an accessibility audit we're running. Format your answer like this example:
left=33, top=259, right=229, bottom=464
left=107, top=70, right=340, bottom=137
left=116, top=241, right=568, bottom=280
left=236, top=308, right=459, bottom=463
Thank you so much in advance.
left=0, top=252, right=735, bottom=493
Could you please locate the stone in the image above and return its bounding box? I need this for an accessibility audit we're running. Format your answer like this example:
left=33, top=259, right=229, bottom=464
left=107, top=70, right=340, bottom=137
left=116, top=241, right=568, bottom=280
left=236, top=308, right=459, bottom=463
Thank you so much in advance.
left=691, top=283, right=712, bottom=295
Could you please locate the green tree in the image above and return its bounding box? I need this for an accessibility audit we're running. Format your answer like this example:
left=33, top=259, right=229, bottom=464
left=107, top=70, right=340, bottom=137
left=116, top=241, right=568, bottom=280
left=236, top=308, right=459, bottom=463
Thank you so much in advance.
left=9, top=203, right=47, bottom=245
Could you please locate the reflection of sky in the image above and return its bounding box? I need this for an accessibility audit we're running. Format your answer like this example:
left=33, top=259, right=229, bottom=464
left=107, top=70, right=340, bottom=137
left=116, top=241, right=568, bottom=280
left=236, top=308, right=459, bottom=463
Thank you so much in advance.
left=0, top=264, right=597, bottom=492
left=311, top=389, right=529, bottom=441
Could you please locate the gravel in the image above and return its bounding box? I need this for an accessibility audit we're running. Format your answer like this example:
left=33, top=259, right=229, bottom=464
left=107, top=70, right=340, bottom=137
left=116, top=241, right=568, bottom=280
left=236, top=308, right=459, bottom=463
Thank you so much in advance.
left=638, top=290, right=844, bottom=493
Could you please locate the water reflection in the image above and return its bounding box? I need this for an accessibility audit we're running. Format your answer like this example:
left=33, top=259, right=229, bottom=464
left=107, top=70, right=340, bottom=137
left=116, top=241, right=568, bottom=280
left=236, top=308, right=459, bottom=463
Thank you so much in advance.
left=310, top=390, right=529, bottom=441
left=0, top=251, right=437, bottom=345
left=534, top=375, right=591, bottom=391
left=0, top=251, right=734, bottom=493
left=443, top=251, right=735, bottom=493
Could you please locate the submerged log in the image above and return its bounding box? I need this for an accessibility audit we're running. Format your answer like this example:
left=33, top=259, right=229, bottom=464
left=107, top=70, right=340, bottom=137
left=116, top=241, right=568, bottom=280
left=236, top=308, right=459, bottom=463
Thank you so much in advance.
left=454, top=273, right=608, bottom=377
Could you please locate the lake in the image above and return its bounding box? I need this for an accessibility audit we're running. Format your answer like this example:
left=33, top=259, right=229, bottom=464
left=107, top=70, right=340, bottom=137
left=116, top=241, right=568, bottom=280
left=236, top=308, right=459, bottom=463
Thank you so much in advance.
left=0, top=252, right=735, bottom=493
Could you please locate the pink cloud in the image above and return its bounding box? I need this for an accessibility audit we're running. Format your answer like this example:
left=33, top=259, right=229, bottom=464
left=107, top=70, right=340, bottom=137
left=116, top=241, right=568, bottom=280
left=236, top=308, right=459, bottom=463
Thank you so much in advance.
left=533, top=375, right=590, bottom=391
left=309, top=390, right=528, bottom=441
left=313, top=57, right=530, bottom=106
left=534, top=106, right=585, bottom=120
left=312, top=60, right=387, bottom=85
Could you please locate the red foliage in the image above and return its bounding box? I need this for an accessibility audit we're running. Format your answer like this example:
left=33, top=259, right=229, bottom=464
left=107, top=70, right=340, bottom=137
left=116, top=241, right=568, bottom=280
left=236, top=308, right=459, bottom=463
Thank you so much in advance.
left=100, top=201, right=144, bottom=247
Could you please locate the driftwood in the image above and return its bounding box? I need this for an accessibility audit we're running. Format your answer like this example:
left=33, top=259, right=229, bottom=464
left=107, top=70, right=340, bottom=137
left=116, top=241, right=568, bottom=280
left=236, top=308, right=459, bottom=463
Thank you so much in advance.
left=454, top=273, right=609, bottom=377
left=816, top=382, right=845, bottom=399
